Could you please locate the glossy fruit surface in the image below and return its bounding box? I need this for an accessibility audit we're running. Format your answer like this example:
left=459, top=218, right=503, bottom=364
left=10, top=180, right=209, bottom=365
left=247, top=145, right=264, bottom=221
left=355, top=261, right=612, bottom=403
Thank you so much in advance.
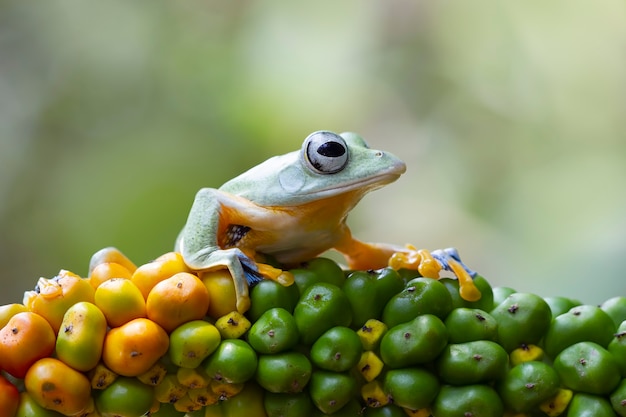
left=0, top=312, right=56, bottom=378
left=310, top=326, right=362, bottom=372
left=55, top=301, right=107, bottom=372
left=382, top=277, right=452, bottom=328
left=433, top=384, right=503, bottom=417
left=24, top=357, right=91, bottom=416
left=544, top=305, right=616, bottom=358
left=247, top=279, right=300, bottom=322
left=0, top=304, right=28, bottom=329
left=24, top=271, right=95, bottom=333
left=308, top=371, right=356, bottom=415
left=202, top=339, right=258, bottom=384
left=255, top=352, right=312, bottom=394
left=553, top=341, right=621, bottom=395
left=102, top=317, right=169, bottom=376
left=201, top=270, right=238, bottom=319
left=168, top=320, right=221, bottom=368
left=383, top=367, right=439, bottom=410
left=498, top=361, right=560, bottom=413
left=490, top=292, right=552, bottom=352
left=89, top=262, right=133, bottom=289
left=146, top=272, right=210, bottom=332
left=95, top=377, right=155, bottom=417
left=0, top=374, right=19, bottom=417
left=379, top=314, right=447, bottom=368
left=94, top=278, right=146, bottom=327
left=247, top=308, right=299, bottom=354
left=444, top=307, right=498, bottom=343
left=436, top=340, right=508, bottom=385
left=293, top=283, right=352, bottom=345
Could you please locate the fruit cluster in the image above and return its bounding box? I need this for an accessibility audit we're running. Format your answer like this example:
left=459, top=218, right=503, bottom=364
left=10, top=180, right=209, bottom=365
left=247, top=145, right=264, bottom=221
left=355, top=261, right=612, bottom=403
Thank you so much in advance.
left=1, top=247, right=626, bottom=417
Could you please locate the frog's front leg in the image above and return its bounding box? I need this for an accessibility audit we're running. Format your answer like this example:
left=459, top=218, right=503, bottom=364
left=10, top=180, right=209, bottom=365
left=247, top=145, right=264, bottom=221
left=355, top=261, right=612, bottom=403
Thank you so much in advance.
left=176, top=188, right=266, bottom=313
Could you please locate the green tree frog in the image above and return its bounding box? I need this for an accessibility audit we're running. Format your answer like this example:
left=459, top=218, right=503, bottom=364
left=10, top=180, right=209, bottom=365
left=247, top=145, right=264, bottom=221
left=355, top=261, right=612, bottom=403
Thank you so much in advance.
left=176, top=131, right=479, bottom=313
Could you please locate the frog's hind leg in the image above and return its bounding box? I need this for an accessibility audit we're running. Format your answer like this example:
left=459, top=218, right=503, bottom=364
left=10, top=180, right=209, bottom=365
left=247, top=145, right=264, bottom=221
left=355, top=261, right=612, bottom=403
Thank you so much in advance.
left=431, top=248, right=481, bottom=302
left=390, top=246, right=481, bottom=302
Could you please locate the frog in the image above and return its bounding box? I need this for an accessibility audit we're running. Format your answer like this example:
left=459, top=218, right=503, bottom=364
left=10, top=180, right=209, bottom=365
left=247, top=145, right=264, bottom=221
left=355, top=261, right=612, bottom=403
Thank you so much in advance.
left=175, top=131, right=480, bottom=313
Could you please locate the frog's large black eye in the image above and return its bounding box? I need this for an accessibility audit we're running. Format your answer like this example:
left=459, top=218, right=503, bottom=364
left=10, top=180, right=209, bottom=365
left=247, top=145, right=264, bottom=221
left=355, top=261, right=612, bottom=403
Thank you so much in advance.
left=303, top=131, right=349, bottom=174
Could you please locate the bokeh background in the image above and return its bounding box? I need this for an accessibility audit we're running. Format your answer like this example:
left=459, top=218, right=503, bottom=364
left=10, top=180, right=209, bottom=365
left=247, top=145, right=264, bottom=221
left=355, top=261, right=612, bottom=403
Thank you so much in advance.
left=1, top=1, right=625, bottom=306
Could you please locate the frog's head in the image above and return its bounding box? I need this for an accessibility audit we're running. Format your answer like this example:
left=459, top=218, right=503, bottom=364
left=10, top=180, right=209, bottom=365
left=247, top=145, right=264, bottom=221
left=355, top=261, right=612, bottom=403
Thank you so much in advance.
left=225, top=131, right=406, bottom=207
left=296, top=130, right=406, bottom=200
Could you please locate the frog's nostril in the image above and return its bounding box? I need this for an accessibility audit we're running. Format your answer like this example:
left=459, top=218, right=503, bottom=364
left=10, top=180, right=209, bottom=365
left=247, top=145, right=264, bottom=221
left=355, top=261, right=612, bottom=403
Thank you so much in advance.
left=375, top=151, right=384, bottom=157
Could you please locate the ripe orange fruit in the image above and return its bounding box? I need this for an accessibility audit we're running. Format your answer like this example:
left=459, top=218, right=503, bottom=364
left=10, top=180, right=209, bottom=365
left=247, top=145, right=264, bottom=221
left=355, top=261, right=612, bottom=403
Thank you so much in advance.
left=0, top=374, right=19, bottom=417
left=146, top=272, right=210, bottom=332
left=88, top=246, right=137, bottom=275
left=0, top=311, right=56, bottom=378
left=0, top=303, right=28, bottom=329
left=131, top=252, right=191, bottom=299
left=25, top=357, right=92, bottom=416
left=89, top=262, right=133, bottom=289
left=200, top=269, right=238, bottom=319
left=94, top=278, right=146, bottom=327
left=102, top=318, right=169, bottom=377
left=24, top=269, right=95, bottom=333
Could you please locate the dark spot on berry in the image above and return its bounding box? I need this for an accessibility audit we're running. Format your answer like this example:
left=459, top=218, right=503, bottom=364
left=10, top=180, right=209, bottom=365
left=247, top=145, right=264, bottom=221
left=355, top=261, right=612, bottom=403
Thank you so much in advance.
left=42, top=382, right=56, bottom=392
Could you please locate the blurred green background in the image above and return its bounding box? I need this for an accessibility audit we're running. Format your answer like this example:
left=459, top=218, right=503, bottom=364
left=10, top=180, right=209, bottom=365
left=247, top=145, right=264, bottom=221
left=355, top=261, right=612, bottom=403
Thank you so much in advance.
left=1, top=1, right=625, bottom=306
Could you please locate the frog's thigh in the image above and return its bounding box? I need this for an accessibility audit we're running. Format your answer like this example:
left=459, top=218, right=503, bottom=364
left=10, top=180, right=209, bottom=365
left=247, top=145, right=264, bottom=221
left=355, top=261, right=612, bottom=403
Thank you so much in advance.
left=337, top=237, right=402, bottom=271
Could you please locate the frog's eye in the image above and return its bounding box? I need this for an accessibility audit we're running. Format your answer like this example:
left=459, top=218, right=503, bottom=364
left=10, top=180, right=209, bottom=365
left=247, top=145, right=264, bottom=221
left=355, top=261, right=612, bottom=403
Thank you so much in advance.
left=303, top=131, right=349, bottom=174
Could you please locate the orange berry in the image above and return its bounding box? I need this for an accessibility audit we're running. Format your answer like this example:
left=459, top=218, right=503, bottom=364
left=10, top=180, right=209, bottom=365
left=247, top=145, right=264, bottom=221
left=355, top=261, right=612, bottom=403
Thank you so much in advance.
left=24, top=270, right=95, bottom=333
left=94, top=278, right=146, bottom=327
left=88, top=247, right=137, bottom=275
left=201, top=270, right=238, bottom=319
left=0, top=371, right=19, bottom=417
left=131, top=252, right=191, bottom=300
left=89, top=262, right=133, bottom=289
left=25, top=357, right=92, bottom=416
left=102, top=318, right=169, bottom=377
left=146, top=272, right=210, bottom=332
left=0, top=312, right=56, bottom=378
left=0, top=304, right=28, bottom=329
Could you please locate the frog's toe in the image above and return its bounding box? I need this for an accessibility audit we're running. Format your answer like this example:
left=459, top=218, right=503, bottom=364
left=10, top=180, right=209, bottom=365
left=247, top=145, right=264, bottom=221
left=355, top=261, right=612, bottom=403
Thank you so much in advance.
left=256, top=263, right=295, bottom=286
left=432, top=248, right=481, bottom=302
left=242, top=263, right=264, bottom=286
left=431, top=248, right=477, bottom=278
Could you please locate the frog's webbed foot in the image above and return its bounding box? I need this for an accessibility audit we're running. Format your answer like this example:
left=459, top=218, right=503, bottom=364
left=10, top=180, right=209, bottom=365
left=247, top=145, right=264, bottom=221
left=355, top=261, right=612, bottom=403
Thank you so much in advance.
left=254, top=263, right=295, bottom=287
left=389, top=245, right=481, bottom=302
left=184, top=248, right=295, bottom=313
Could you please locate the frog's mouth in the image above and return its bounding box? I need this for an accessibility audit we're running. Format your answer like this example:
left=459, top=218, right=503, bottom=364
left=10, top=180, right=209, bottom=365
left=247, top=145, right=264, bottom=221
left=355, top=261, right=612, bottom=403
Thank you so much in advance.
left=305, top=164, right=406, bottom=199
